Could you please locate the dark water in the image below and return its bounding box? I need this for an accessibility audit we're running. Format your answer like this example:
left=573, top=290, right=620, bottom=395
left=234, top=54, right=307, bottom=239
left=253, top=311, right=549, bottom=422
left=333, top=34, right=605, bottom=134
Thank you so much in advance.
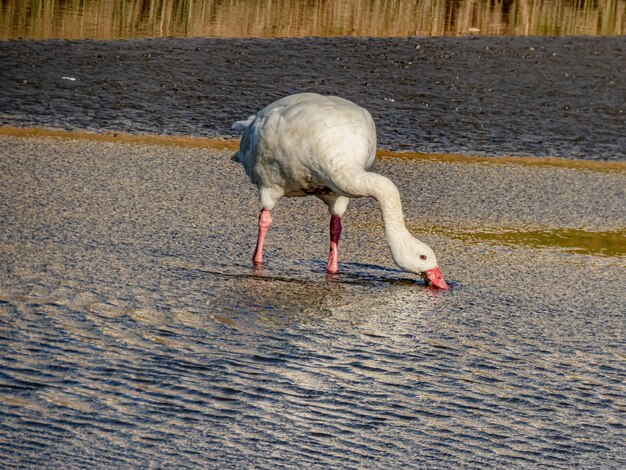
left=1, top=136, right=625, bottom=467
left=1, top=36, right=625, bottom=160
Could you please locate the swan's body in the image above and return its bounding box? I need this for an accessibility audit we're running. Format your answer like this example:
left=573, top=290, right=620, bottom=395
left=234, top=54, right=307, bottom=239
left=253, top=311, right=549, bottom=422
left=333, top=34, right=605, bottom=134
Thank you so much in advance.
left=233, top=93, right=448, bottom=289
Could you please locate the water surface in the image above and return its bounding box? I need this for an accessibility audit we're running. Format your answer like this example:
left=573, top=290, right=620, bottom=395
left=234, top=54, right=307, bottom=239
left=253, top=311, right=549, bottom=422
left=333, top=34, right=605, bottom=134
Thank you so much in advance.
left=1, top=36, right=625, bottom=160
left=1, top=136, right=624, bottom=467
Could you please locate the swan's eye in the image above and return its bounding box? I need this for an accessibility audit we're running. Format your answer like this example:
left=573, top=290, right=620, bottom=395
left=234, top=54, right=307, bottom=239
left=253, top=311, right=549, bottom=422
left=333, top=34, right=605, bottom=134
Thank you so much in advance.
left=420, top=255, right=427, bottom=260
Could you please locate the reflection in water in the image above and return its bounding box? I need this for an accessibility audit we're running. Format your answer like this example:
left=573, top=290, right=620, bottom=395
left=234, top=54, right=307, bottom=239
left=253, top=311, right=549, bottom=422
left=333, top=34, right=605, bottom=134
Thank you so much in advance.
left=1, top=0, right=624, bottom=40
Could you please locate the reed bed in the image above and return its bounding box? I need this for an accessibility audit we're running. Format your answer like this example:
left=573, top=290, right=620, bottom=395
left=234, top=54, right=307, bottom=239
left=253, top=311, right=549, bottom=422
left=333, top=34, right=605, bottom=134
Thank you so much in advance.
left=1, top=0, right=624, bottom=40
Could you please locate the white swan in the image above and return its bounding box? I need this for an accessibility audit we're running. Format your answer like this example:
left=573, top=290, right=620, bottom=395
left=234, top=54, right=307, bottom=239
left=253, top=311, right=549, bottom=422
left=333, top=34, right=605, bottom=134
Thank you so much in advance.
left=232, top=93, right=448, bottom=289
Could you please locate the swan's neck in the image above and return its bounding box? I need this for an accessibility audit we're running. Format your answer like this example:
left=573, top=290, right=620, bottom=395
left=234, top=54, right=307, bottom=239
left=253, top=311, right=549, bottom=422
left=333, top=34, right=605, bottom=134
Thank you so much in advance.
left=357, top=173, right=412, bottom=250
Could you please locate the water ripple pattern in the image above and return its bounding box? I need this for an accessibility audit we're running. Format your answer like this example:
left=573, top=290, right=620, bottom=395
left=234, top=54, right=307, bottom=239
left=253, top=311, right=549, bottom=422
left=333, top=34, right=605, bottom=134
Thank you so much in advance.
left=1, top=137, right=625, bottom=468
left=0, top=36, right=624, bottom=160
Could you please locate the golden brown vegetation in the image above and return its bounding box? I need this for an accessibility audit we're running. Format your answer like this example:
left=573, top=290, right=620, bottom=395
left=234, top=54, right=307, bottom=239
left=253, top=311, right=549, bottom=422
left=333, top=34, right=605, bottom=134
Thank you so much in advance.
left=1, top=0, right=624, bottom=40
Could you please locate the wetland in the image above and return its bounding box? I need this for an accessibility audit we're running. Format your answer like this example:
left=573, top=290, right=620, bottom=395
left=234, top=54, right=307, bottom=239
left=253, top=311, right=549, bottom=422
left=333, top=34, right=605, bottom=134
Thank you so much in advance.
left=1, top=1, right=625, bottom=467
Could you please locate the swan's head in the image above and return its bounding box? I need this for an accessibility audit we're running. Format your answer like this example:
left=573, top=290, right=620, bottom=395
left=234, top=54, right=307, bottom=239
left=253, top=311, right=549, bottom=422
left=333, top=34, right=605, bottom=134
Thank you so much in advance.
left=390, top=235, right=449, bottom=289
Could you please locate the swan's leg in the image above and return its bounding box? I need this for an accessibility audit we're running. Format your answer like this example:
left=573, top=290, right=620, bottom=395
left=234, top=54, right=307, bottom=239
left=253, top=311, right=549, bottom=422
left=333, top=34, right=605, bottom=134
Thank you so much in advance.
left=318, top=195, right=349, bottom=274
left=253, top=208, right=272, bottom=265
left=252, top=187, right=282, bottom=266
left=327, top=215, right=342, bottom=274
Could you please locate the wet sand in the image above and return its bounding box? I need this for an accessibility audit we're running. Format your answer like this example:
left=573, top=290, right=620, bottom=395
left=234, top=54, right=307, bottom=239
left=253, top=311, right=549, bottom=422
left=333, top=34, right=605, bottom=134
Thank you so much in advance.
left=1, top=135, right=625, bottom=467
left=1, top=36, right=625, bottom=160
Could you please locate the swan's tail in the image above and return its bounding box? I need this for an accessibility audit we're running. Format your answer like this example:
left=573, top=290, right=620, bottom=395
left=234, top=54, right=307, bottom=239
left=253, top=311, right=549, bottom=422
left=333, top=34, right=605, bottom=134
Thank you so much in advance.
left=232, top=115, right=256, bottom=132
left=231, top=115, right=255, bottom=163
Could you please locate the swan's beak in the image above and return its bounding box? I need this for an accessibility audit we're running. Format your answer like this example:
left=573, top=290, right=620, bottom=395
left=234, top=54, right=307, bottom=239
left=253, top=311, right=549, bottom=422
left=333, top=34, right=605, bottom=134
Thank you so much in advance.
left=423, top=267, right=449, bottom=289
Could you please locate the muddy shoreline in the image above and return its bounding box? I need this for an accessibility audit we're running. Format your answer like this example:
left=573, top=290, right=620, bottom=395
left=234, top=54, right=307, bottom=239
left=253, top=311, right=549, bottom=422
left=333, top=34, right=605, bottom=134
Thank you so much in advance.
left=1, top=36, right=625, bottom=161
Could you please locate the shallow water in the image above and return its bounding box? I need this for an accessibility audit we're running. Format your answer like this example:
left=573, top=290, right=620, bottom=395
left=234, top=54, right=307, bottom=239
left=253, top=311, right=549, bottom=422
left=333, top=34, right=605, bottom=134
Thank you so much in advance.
left=1, top=136, right=625, bottom=467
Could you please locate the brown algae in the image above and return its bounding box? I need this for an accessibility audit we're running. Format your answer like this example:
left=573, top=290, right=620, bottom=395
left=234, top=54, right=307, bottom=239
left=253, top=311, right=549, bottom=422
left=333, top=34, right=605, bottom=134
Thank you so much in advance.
left=415, top=224, right=626, bottom=258
left=2, top=126, right=625, bottom=174
left=0, top=126, right=239, bottom=151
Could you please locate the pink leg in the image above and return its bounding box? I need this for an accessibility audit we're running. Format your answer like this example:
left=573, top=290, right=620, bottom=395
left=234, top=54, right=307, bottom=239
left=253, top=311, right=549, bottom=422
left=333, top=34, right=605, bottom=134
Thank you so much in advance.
left=326, top=215, right=342, bottom=274
left=253, top=209, right=272, bottom=265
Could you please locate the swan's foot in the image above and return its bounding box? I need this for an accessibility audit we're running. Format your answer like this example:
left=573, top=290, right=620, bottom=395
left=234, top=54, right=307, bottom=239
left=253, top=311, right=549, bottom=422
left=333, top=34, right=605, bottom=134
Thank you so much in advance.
left=326, top=256, right=339, bottom=274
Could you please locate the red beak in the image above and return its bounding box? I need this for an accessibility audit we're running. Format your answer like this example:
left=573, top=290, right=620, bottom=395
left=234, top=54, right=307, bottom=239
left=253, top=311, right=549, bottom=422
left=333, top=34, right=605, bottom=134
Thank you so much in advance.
left=423, top=267, right=449, bottom=289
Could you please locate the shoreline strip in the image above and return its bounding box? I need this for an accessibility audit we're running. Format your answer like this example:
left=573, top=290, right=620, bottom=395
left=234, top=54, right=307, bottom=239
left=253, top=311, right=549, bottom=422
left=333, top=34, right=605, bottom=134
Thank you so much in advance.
left=1, top=125, right=624, bottom=174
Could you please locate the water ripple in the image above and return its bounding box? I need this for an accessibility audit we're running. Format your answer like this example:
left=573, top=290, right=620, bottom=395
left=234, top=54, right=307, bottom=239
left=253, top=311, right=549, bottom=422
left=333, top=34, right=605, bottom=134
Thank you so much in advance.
left=1, top=136, right=625, bottom=467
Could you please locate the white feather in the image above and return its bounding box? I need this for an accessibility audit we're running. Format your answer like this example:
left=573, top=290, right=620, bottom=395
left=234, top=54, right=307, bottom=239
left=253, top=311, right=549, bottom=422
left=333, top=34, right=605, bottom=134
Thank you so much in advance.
left=231, top=115, right=256, bottom=132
